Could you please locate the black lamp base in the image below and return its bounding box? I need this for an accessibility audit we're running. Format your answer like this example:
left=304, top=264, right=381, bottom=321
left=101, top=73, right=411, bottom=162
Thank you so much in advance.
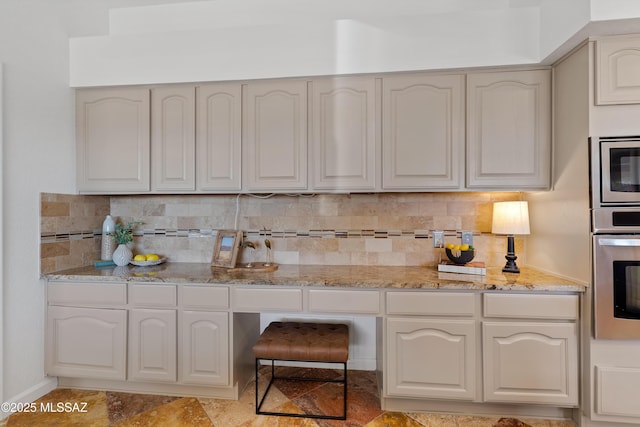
left=502, top=235, right=520, bottom=274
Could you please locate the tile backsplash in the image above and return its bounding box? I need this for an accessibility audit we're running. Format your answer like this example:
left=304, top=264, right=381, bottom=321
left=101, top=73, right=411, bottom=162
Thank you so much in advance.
left=40, top=193, right=110, bottom=273
left=40, top=192, right=525, bottom=274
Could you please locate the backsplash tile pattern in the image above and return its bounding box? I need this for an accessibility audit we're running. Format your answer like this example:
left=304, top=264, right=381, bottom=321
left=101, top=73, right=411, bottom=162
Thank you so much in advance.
left=40, top=192, right=525, bottom=273
left=112, top=192, right=523, bottom=267
left=40, top=193, right=110, bottom=274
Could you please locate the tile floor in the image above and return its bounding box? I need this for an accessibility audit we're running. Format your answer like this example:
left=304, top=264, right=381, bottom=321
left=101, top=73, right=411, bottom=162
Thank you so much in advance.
left=2, top=369, right=577, bottom=427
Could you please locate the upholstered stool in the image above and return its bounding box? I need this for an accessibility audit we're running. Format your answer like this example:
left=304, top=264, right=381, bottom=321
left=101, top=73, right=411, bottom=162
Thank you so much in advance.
left=252, top=321, right=349, bottom=420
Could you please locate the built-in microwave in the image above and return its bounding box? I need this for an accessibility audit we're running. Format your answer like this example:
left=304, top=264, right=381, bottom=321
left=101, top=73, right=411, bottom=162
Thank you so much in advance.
left=591, top=136, right=640, bottom=206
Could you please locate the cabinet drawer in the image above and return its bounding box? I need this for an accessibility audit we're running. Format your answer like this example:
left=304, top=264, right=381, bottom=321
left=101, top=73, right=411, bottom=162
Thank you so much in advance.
left=307, top=289, right=381, bottom=314
left=483, top=293, right=578, bottom=320
left=181, top=285, right=229, bottom=310
left=386, top=291, right=476, bottom=316
left=233, top=288, right=302, bottom=312
left=48, top=282, right=127, bottom=306
left=129, top=284, right=176, bottom=307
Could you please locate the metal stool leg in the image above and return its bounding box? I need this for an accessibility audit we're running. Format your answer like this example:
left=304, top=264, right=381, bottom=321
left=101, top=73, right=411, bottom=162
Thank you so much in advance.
left=254, top=358, right=347, bottom=420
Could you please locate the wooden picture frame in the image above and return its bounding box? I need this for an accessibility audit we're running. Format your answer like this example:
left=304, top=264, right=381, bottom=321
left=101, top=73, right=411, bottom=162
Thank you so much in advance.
left=211, top=229, right=243, bottom=268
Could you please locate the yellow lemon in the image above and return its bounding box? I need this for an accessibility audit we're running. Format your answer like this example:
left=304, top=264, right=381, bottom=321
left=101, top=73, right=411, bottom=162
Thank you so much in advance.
left=145, top=253, right=160, bottom=261
left=453, top=245, right=461, bottom=251
left=133, top=254, right=146, bottom=262
left=460, top=243, right=470, bottom=251
left=445, top=243, right=455, bottom=249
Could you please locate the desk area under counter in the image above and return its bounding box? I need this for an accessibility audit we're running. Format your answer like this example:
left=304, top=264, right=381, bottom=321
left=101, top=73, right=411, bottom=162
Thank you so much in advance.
left=43, top=263, right=586, bottom=419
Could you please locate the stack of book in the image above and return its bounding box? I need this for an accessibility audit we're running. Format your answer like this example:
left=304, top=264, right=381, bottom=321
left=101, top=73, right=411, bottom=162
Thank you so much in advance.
left=437, top=261, right=486, bottom=275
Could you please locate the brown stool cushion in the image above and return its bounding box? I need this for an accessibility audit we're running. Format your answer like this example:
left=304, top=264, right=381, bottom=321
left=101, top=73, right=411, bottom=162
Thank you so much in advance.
left=253, top=322, right=349, bottom=363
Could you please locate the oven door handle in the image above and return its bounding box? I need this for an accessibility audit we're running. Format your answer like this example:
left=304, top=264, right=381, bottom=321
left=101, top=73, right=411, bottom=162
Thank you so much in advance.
left=598, top=238, right=640, bottom=246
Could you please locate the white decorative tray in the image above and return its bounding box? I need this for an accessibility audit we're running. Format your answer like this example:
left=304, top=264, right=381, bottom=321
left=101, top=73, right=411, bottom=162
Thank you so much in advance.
left=129, top=257, right=167, bottom=267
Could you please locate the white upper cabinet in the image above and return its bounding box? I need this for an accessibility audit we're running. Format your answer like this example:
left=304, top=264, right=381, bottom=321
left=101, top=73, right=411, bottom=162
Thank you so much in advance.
left=596, top=35, right=640, bottom=105
left=77, top=87, right=150, bottom=193
left=466, top=70, right=551, bottom=189
left=151, top=86, right=196, bottom=191
left=76, top=68, right=553, bottom=194
left=382, top=74, right=464, bottom=190
left=244, top=80, right=307, bottom=191
left=310, top=77, right=379, bottom=191
left=196, top=83, right=242, bottom=192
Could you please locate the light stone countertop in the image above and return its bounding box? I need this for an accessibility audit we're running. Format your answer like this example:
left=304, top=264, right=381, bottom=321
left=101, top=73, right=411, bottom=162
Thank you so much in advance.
left=43, top=263, right=587, bottom=292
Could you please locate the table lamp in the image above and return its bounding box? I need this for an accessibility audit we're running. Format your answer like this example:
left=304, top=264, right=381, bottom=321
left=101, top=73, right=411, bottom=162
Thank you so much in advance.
left=491, top=201, right=530, bottom=273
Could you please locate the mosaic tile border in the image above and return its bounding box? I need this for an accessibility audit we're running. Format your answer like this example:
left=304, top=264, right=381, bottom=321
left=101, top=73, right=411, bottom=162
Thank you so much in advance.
left=40, top=228, right=477, bottom=243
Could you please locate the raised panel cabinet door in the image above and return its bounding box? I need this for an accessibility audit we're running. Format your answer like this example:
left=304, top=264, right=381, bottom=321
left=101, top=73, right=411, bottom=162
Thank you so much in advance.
left=382, top=74, right=464, bottom=190
left=595, top=365, right=640, bottom=420
left=46, top=306, right=126, bottom=380
left=151, top=86, right=196, bottom=191
left=180, top=310, right=229, bottom=385
left=467, top=70, right=551, bottom=189
left=76, top=87, right=150, bottom=192
left=128, top=309, right=177, bottom=382
left=596, top=35, right=640, bottom=105
left=244, top=80, right=307, bottom=191
left=196, top=83, right=242, bottom=191
left=482, top=321, right=578, bottom=405
left=311, top=77, right=378, bottom=191
left=386, top=317, right=477, bottom=400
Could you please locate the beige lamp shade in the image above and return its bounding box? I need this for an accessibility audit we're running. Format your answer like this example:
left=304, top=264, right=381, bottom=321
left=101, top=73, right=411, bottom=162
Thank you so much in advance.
left=492, top=201, right=530, bottom=235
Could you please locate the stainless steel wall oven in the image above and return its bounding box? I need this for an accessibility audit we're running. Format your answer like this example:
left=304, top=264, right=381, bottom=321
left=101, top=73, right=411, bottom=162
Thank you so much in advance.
left=591, top=136, right=640, bottom=339
left=594, top=233, right=640, bottom=339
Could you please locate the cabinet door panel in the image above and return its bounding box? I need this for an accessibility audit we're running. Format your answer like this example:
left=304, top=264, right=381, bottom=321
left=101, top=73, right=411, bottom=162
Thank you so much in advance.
left=383, top=74, right=464, bottom=189
left=196, top=84, right=242, bottom=191
left=311, top=77, right=378, bottom=190
left=129, top=309, right=177, bottom=382
left=245, top=81, right=307, bottom=191
left=76, top=88, right=150, bottom=192
left=151, top=86, right=195, bottom=191
left=482, top=322, right=578, bottom=405
left=180, top=311, right=229, bottom=385
left=596, top=35, right=640, bottom=105
left=46, top=306, right=126, bottom=379
left=467, top=70, right=550, bottom=189
left=596, top=365, right=640, bottom=419
left=386, top=318, right=476, bottom=400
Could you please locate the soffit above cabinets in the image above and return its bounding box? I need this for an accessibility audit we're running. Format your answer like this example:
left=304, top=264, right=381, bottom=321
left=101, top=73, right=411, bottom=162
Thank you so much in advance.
left=71, top=1, right=640, bottom=87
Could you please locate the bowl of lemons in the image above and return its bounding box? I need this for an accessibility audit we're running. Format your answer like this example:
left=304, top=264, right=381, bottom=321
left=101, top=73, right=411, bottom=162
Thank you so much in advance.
left=130, top=253, right=166, bottom=267
left=444, top=243, right=475, bottom=265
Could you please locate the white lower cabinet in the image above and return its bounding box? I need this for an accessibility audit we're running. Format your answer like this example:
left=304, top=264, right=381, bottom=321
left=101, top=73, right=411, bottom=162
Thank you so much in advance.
left=180, top=310, right=229, bottom=385
left=595, top=365, right=640, bottom=419
left=386, top=317, right=477, bottom=400
left=46, top=281, right=231, bottom=390
left=481, top=293, right=578, bottom=406
left=482, top=322, right=578, bottom=405
left=129, top=309, right=177, bottom=383
left=46, top=306, right=127, bottom=380
left=384, top=291, right=579, bottom=408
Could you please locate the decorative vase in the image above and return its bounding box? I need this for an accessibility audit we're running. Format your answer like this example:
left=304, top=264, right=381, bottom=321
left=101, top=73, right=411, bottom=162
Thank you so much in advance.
left=112, top=244, right=133, bottom=266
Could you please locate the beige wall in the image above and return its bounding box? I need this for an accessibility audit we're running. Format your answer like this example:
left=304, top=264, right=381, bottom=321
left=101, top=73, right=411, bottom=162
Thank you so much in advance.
left=526, top=43, right=591, bottom=284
